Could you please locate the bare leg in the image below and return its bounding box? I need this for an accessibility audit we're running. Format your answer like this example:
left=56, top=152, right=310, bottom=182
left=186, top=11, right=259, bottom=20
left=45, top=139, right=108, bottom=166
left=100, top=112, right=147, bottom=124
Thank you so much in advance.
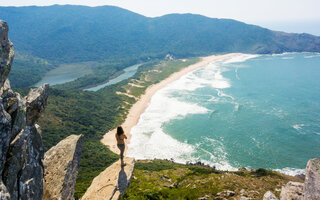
left=120, top=145, right=125, bottom=166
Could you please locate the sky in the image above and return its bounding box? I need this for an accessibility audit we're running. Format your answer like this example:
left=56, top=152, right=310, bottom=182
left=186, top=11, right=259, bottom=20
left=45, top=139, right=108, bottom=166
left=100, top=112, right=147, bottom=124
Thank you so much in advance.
left=1, top=0, right=320, bottom=35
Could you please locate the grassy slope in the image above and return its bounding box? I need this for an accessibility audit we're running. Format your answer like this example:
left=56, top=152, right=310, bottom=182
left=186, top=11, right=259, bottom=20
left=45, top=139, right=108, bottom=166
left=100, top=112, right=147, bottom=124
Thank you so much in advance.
left=121, top=160, right=302, bottom=200
left=36, top=58, right=199, bottom=198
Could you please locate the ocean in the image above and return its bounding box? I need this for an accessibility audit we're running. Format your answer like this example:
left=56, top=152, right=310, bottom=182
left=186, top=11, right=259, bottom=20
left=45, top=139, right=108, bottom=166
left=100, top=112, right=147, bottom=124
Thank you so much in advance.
left=127, top=53, right=320, bottom=175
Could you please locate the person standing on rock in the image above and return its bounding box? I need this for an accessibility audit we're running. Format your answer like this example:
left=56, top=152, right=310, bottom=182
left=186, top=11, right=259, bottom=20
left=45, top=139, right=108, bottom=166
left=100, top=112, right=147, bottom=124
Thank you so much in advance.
left=116, top=126, right=127, bottom=166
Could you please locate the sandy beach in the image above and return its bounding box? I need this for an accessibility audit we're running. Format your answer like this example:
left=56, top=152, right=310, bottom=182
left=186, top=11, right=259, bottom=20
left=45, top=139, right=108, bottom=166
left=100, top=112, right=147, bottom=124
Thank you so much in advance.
left=101, top=53, right=240, bottom=155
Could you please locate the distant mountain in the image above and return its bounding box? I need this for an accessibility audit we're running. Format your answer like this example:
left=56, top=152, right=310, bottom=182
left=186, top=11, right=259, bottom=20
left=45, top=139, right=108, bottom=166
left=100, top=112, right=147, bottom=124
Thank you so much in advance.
left=0, top=5, right=320, bottom=63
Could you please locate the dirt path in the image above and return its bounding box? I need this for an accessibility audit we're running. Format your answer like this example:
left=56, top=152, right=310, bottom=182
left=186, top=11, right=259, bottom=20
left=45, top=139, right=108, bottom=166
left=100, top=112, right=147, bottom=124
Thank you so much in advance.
left=82, top=157, right=135, bottom=200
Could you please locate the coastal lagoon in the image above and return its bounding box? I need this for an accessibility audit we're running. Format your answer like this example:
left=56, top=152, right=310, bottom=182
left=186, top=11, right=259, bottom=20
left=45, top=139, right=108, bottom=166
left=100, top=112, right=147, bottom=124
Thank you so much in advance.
left=85, top=63, right=142, bottom=91
left=34, top=62, right=96, bottom=87
left=127, top=53, right=320, bottom=175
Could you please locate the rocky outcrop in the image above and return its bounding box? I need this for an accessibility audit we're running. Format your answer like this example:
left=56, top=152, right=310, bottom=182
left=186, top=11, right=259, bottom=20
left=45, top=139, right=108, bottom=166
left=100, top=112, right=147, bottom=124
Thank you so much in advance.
left=43, top=134, right=84, bottom=200
left=0, top=19, right=84, bottom=200
left=0, top=20, right=49, bottom=200
left=0, top=22, right=14, bottom=200
left=263, top=191, right=278, bottom=200
left=280, top=181, right=304, bottom=200
left=0, top=20, right=14, bottom=87
left=277, top=158, right=320, bottom=200
left=82, top=157, right=135, bottom=200
left=304, top=158, right=320, bottom=200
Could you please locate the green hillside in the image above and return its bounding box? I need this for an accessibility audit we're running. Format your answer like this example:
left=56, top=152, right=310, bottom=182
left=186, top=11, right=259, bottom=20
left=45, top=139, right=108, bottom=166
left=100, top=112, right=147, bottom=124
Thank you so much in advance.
left=1, top=5, right=319, bottom=64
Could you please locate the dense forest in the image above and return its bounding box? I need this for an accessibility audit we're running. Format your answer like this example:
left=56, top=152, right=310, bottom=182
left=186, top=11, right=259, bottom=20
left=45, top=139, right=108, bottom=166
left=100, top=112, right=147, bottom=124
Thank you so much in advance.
left=1, top=5, right=320, bottom=64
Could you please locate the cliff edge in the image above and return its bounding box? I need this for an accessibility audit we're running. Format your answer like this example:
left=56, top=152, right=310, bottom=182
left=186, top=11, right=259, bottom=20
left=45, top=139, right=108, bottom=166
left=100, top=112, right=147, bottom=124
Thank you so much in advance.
left=0, top=19, right=84, bottom=200
left=0, top=20, right=49, bottom=199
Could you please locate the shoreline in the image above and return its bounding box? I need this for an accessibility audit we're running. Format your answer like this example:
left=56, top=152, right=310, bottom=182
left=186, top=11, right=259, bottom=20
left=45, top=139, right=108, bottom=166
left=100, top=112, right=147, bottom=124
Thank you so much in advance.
left=101, top=53, right=241, bottom=155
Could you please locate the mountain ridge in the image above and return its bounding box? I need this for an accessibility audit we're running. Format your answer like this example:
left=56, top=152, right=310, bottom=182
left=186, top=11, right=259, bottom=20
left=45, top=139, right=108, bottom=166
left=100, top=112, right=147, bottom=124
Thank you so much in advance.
left=1, top=5, right=319, bottom=63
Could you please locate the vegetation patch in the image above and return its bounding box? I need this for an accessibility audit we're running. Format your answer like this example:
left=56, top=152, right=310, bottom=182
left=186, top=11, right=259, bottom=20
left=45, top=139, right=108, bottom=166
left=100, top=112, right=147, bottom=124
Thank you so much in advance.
left=121, top=160, right=302, bottom=200
left=135, top=160, right=177, bottom=172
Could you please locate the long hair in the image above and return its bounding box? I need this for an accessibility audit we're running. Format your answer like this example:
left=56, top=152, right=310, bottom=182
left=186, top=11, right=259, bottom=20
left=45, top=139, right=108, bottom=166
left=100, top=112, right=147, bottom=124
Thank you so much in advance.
left=117, top=126, right=124, bottom=136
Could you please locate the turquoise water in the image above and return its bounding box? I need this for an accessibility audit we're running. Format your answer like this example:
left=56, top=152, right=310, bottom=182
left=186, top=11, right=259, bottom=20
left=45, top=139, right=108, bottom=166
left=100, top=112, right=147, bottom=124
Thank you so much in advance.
left=85, top=63, right=142, bottom=91
left=127, top=53, right=320, bottom=175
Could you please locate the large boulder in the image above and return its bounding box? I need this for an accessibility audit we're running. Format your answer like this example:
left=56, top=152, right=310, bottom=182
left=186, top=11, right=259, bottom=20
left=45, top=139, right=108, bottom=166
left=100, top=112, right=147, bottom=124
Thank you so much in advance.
left=43, top=134, right=84, bottom=200
left=25, top=84, right=49, bottom=126
left=280, top=181, right=304, bottom=200
left=304, top=158, right=320, bottom=200
left=263, top=191, right=278, bottom=200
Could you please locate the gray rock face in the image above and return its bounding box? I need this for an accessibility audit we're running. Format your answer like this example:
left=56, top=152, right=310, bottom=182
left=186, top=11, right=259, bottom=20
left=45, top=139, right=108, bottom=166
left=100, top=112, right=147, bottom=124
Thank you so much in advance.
left=43, top=134, right=84, bottom=200
left=0, top=21, right=14, bottom=87
left=263, top=191, right=278, bottom=200
left=304, top=158, right=320, bottom=200
left=25, top=84, right=49, bottom=126
left=0, top=20, right=49, bottom=200
left=0, top=19, right=83, bottom=200
left=4, top=126, right=45, bottom=200
left=280, top=181, right=304, bottom=200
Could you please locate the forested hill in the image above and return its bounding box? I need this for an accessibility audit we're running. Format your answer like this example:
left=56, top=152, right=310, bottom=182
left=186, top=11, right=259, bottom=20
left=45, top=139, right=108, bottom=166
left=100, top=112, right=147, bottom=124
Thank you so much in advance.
left=1, top=5, right=320, bottom=63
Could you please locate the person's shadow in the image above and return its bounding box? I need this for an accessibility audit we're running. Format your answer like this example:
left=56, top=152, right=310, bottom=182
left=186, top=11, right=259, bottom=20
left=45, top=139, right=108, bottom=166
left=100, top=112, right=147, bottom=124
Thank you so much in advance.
left=117, top=166, right=128, bottom=194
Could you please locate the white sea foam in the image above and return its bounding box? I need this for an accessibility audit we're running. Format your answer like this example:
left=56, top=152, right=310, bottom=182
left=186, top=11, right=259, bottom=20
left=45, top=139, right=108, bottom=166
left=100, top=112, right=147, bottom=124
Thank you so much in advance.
left=164, top=54, right=258, bottom=92
left=235, top=68, right=240, bottom=80
left=223, top=54, right=259, bottom=64
left=127, top=88, right=208, bottom=161
left=128, top=53, right=258, bottom=168
left=304, top=55, right=315, bottom=58
left=234, top=103, right=240, bottom=112
left=304, top=54, right=320, bottom=58
left=274, top=168, right=305, bottom=176
left=194, top=136, right=238, bottom=171
left=293, top=124, right=305, bottom=130
left=271, top=52, right=298, bottom=56
left=216, top=89, right=234, bottom=100
left=281, top=57, right=294, bottom=60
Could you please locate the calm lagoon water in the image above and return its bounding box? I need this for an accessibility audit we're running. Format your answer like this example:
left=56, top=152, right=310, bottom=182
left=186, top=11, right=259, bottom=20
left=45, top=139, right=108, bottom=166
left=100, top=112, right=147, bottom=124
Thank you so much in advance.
left=34, top=62, right=95, bottom=87
left=35, top=62, right=141, bottom=91
left=127, top=53, right=320, bottom=175
left=85, top=63, right=142, bottom=91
